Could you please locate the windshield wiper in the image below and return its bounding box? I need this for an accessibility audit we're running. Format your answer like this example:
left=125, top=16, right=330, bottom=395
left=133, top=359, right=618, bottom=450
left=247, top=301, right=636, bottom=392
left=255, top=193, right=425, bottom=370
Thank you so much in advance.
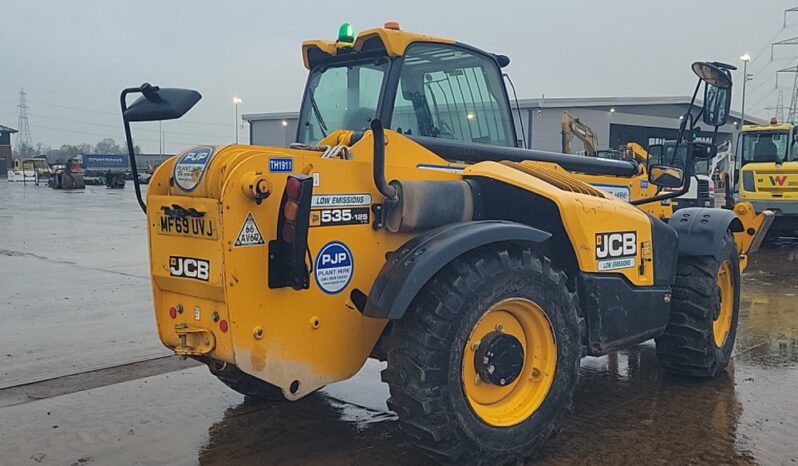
left=308, top=90, right=328, bottom=137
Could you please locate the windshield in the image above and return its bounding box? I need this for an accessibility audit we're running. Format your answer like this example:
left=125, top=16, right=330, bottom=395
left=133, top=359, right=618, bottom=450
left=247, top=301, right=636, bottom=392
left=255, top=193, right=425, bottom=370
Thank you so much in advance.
left=297, top=58, right=389, bottom=143
left=391, top=43, right=516, bottom=147
left=741, top=131, right=790, bottom=164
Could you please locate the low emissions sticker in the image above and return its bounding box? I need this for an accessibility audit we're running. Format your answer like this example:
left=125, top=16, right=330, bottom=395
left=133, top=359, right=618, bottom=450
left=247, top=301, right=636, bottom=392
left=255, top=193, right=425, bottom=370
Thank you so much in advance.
left=311, top=193, right=372, bottom=208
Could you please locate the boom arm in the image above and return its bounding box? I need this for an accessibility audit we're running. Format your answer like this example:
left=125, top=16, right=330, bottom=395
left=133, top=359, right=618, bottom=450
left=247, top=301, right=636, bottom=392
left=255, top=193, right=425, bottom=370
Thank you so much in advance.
left=561, top=112, right=598, bottom=156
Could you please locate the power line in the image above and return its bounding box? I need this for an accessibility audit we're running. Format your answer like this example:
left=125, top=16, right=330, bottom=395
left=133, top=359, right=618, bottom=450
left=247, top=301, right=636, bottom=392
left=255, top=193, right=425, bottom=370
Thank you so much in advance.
left=28, top=112, right=231, bottom=138
left=29, top=123, right=222, bottom=147
left=28, top=99, right=233, bottom=128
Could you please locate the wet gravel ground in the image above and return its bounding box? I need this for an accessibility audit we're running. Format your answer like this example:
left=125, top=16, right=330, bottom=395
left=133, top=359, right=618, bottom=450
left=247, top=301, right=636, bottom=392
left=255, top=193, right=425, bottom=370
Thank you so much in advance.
left=1, top=182, right=797, bottom=465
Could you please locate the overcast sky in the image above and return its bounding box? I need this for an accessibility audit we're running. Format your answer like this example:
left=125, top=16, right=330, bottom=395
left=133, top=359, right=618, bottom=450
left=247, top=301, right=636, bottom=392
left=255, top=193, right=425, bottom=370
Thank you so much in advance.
left=2, top=0, right=797, bottom=153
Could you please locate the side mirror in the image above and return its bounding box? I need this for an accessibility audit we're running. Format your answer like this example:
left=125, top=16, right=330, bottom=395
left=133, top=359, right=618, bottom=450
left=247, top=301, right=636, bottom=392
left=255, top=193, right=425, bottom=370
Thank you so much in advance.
left=649, top=164, right=685, bottom=188
left=690, top=141, right=717, bottom=161
left=123, top=84, right=201, bottom=122
left=702, top=84, right=731, bottom=127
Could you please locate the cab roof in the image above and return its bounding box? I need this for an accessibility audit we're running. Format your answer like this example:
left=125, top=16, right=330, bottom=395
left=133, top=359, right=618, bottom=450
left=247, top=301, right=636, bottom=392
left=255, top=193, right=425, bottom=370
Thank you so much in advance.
left=302, top=26, right=455, bottom=69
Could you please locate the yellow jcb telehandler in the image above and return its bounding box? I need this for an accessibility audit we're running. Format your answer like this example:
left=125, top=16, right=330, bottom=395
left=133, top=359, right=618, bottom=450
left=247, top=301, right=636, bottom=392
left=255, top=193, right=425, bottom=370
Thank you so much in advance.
left=119, top=23, right=771, bottom=463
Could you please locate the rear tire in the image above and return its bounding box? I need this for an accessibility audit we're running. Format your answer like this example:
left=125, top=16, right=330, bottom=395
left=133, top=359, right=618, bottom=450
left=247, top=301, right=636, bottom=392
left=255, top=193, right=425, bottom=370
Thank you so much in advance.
left=655, top=231, right=740, bottom=377
left=208, top=362, right=286, bottom=401
left=382, top=243, right=581, bottom=463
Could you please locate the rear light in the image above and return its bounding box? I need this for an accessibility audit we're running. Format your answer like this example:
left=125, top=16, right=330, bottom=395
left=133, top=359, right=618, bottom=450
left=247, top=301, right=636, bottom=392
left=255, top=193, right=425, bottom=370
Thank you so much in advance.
left=281, top=223, right=296, bottom=243
left=168, top=307, right=177, bottom=319
left=286, top=177, right=302, bottom=198
left=284, top=201, right=299, bottom=221
left=219, top=320, right=229, bottom=333
left=269, top=174, right=314, bottom=290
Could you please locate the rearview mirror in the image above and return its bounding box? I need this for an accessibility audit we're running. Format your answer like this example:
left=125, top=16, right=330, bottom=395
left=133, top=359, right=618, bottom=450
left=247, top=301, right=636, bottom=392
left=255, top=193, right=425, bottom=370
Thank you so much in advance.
left=690, top=141, right=717, bottom=161
left=649, top=165, right=685, bottom=188
left=692, top=62, right=732, bottom=88
left=702, top=84, right=731, bottom=127
left=123, top=85, right=201, bottom=122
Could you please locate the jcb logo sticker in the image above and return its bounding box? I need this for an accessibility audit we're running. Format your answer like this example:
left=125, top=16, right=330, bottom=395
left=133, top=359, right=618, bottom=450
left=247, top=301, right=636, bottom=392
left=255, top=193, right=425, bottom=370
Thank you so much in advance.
left=595, top=232, right=637, bottom=271
left=169, top=256, right=209, bottom=281
left=596, top=232, right=637, bottom=258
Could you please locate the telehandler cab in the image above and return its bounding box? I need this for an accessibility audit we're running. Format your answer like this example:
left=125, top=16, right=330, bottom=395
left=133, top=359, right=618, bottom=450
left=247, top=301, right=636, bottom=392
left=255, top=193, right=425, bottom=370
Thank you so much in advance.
left=120, top=23, right=772, bottom=463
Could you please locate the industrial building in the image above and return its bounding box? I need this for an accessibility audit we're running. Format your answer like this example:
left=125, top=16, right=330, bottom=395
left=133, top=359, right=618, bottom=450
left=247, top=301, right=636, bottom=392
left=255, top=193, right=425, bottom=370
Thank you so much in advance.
left=243, top=96, right=763, bottom=153
left=0, top=124, right=18, bottom=176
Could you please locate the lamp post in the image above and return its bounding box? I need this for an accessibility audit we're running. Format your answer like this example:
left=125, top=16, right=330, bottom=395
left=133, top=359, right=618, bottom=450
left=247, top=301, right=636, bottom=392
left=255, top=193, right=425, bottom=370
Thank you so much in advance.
left=233, top=97, right=242, bottom=144
left=732, top=54, right=751, bottom=196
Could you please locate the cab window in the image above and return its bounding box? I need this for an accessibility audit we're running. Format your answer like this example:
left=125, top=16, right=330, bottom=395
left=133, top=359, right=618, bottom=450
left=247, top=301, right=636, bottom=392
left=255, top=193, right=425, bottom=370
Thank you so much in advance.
left=297, top=58, right=389, bottom=143
left=391, top=43, right=516, bottom=147
left=741, top=131, right=789, bottom=165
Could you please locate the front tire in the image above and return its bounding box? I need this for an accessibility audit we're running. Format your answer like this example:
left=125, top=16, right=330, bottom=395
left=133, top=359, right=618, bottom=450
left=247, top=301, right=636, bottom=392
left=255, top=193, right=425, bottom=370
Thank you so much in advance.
left=382, top=244, right=581, bottom=463
left=656, top=231, right=740, bottom=377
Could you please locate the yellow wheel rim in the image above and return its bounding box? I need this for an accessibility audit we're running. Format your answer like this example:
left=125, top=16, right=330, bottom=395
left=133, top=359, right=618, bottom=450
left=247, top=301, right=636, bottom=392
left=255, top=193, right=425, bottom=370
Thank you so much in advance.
left=461, top=298, right=557, bottom=427
left=713, top=261, right=734, bottom=348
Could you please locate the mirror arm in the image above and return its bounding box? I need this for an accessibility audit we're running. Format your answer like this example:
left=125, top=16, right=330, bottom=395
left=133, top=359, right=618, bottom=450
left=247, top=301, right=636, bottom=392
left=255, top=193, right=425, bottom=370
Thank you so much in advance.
left=120, top=87, right=147, bottom=214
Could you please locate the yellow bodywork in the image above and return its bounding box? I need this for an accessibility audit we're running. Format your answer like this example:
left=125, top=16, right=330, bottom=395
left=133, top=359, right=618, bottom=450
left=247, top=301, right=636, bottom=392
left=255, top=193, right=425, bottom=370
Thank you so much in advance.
left=738, top=123, right=798, bottom=229
left=143, top=26, right=769, bottom=401
left=146, top=129, right=656, bottom=399
left=302, top=27, right=455, bottom=69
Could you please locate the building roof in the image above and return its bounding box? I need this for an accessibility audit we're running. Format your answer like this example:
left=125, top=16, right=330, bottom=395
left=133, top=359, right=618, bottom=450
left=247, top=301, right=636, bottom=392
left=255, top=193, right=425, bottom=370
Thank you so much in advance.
left=0, top=124, right=18, bottom=134
left=242, top=95, right=766, bottom=125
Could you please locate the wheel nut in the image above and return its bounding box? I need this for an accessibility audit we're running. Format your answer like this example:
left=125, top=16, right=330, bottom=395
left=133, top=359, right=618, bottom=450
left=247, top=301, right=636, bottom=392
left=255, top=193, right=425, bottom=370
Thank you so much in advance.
left=495, top=324, right=504, bottom=332
left=475, top=375, right=482, bottom=385
left=531, top=368, right=542, bottom=380
left=471, top=341, right=480, bottom=351
left=253, top=326, right=264, bottom=339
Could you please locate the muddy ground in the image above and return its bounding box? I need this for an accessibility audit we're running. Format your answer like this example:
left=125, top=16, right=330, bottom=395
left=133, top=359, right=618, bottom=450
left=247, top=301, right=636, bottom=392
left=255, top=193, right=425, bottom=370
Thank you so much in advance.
left=1, top=182, right=796, bottom=465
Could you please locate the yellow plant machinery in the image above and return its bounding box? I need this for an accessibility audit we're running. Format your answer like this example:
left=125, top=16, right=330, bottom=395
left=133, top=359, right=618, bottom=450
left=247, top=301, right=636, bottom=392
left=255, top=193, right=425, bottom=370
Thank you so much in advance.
left=118, top=23, right=771, bottom=463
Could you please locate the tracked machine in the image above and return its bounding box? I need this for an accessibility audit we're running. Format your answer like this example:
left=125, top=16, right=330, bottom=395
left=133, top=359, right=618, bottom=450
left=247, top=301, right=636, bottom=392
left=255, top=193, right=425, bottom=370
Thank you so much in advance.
left=120, top=24, right=772, bottom=462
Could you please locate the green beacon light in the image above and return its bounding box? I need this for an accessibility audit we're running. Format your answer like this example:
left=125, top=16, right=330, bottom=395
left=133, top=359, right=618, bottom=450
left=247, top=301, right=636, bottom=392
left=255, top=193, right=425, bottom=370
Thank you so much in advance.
left=337, top=23, right=355, bottom=46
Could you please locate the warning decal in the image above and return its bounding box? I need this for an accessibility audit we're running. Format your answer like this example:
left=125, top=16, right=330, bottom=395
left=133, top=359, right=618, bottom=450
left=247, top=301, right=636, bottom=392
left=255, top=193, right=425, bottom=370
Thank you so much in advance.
left=234, top=213, right=265, bottom=247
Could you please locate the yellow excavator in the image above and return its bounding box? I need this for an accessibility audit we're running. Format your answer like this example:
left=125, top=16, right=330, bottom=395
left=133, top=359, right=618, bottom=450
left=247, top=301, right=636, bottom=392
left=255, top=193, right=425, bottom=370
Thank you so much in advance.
left=561, top=111, right=598, bottom=156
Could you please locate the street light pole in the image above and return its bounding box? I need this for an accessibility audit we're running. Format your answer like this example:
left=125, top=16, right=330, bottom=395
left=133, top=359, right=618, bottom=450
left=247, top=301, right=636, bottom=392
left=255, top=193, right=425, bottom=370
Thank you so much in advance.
left=732, top=54, right=751, bottom=197
left=233, top=97, right=242, bottom=144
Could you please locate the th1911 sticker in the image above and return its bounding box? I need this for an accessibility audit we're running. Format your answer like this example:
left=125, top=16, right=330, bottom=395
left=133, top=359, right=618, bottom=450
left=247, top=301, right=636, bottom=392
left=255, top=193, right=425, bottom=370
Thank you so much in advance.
left=310, top=207, right=369, bottom=227
left=314, top=241, right=353, bottom=294
left=269, top=157, right=293, bottom=173
left=234, top=213, right=265, bottom=247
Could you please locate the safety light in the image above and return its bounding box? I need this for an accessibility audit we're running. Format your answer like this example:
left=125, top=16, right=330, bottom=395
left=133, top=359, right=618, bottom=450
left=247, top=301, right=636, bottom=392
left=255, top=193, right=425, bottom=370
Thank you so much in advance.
left=337, top=23, right=355, bottom=45
left=219, top=320, right=229, bottom=333
left=168, top=307, right=177, bottom=319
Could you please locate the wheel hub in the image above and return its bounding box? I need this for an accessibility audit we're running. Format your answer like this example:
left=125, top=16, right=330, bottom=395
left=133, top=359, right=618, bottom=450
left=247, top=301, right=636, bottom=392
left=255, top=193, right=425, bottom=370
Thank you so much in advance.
left=474, top=331, right=524, bottom=386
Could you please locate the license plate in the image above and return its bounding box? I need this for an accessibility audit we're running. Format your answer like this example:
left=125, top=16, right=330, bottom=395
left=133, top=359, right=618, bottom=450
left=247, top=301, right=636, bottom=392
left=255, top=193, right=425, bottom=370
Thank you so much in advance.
left=159, top=215, right=217, bottom=239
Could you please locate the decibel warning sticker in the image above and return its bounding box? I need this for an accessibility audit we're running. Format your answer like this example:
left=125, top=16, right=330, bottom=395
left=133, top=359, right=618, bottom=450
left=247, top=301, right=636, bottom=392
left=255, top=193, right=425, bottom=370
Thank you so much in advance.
left=314, top=241, right=353, bottom=294
left=234, top=213, right=265, bottom=247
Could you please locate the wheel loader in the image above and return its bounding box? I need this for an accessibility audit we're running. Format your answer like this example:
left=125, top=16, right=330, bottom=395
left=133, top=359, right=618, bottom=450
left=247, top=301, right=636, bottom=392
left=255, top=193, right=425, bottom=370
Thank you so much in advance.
left=119, top=23, right=772, bottom=463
